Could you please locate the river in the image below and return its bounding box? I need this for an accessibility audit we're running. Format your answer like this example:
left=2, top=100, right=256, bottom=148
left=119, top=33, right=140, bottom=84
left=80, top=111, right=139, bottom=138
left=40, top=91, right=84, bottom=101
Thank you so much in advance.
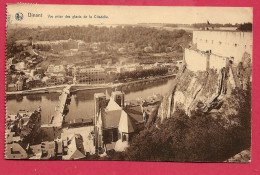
left=6, top=77, right=175, bottom=124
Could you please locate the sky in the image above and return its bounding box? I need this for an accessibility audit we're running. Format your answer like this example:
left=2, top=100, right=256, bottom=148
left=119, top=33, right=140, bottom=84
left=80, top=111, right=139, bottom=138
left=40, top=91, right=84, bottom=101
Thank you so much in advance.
left=6, top=4, right=253, bottom=26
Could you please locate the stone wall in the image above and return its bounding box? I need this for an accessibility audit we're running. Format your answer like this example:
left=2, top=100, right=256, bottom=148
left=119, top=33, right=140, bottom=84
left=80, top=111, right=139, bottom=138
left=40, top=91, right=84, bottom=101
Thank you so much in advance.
left=185, top=48, right=228, bottom=72
left=184, top=49, right=208, bottom=72
left=193, top=31, right=252, bottom=65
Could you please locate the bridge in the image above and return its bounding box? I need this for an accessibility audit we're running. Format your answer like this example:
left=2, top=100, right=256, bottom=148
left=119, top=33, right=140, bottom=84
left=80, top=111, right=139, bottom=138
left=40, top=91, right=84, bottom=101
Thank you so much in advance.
left=41, top=85, right=71, bottom=128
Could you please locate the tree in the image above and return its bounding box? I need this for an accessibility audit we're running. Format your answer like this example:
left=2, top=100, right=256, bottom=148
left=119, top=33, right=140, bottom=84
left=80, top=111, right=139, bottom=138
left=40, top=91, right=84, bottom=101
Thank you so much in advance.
left=237, top=23, right=252, bottom=31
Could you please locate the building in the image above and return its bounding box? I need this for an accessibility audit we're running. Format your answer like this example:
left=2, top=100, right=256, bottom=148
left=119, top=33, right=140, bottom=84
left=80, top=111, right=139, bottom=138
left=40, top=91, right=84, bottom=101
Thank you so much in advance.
left=40, top=141, right=56, bottom=159
left=94, top=91, right=146, bottom=154
left=67, top=38, right=78, bottom=50
left=53, top=65, right=65, bottom=73
left=28, top=138, right=64, bottom=160
left=7, top=83, right=16, bottom=92
left=78, top=41, right=88, bottom=51
left=5, top=110, right=41, bottom=144
left=62, top=134, right=85, bottom=160
left=47, top=64, right=55, bottom=73
left=74, top=67, right=106, bottom=84
left=185, top=30, right=252, bottom=72
left=193, top=31, right=252, bottom=64
left=45, top=74, right=66, bottom=86
left=28, top=144, right=42, bottom=159
left=15, top=78, right=23, bottom=91
left=116, top=64, right=143, bottom=73
left=26, top=77, right=42, bottom=89
left=144, top=46, right=153, bottom=52
left=15, top=62, right=26, bottom=71
left=50, top=41, right=63, bottom=53
left=5, top=143, right=28, bottom=159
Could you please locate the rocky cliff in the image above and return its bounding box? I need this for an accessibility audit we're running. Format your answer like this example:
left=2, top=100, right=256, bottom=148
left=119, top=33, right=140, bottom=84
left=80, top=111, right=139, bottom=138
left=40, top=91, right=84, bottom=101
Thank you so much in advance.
left=158, top=55, right=251, bottom=127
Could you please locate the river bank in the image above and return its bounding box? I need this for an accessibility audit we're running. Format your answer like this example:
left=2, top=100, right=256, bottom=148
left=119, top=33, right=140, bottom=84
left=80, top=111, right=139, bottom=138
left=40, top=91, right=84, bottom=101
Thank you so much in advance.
left=6, top=73, right=176, bottom=96
left=6, top=75, right=176, bottom=124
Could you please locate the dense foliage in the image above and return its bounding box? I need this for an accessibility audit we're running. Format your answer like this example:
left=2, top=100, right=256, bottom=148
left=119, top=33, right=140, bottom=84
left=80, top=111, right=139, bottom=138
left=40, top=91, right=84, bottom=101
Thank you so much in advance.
left=6, top=25, right=191, bottom=55
left=100, top=87, right=251, bottom=162
left=116, top=67, right=169, bottom=81
left=237, top=23, right=252, bottom=31
left=124, top=88, right=251, bottom=162
left=192, top=23, right=237, bottom=29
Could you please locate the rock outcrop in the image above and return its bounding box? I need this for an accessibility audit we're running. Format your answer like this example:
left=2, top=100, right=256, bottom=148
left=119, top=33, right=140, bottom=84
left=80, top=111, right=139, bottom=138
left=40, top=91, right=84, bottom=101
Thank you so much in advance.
left=158, top=59, right=251, bottom=124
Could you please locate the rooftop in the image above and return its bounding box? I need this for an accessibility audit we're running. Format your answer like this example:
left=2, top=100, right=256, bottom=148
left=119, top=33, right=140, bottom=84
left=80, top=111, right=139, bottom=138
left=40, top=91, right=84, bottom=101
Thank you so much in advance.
left=62, top=134, right=85, bottom=160
left=124, top=105, right=144, bottom=123
left=102, top=110, right=122, bottom=129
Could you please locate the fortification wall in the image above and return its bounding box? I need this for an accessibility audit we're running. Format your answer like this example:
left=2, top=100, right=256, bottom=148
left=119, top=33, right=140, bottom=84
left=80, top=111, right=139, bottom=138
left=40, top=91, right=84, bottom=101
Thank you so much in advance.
left=185, top=49, right=208, bottom=72
left=209, top=54, right=228, bottom=70
left=185, top=48, right=228, bottom=72
left=193, top=31, right=252, bottom=65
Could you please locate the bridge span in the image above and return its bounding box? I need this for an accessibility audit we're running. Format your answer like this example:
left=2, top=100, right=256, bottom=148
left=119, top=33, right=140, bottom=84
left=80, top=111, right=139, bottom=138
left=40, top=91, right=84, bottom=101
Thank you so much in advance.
left=41, top=85, right=71, bottom=128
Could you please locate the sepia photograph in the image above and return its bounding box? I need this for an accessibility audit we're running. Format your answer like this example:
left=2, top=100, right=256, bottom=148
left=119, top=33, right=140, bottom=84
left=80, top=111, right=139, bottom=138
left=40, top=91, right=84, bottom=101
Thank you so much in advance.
left=5, top=4, right=252, bottom=162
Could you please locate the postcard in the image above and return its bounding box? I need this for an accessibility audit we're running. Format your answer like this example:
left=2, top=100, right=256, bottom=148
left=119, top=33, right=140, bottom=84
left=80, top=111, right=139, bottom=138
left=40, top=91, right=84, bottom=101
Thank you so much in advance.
left=5, top=4, right=252, bottom=162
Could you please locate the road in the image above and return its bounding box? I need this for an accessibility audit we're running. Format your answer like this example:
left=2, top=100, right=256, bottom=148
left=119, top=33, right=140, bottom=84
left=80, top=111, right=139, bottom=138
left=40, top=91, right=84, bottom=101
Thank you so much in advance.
left=6, top=73, right=176, bottom=95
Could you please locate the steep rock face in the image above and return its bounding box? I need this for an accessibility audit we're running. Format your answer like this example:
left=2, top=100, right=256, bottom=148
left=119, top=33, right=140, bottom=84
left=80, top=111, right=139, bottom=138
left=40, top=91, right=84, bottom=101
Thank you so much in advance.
left=158, top=64, right=239, bottom=122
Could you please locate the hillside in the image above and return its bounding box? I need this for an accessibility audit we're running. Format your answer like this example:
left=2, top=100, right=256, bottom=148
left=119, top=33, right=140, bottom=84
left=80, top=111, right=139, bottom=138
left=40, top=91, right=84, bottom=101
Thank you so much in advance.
left=101, top=59, right=252, bottom=162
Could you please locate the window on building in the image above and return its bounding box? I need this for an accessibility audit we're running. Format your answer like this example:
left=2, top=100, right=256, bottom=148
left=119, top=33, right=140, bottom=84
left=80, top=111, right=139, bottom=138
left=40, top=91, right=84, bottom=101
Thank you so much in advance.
left=219, top=41, right=222, bottom=45
left=245, top=45, right=247, bottom=49
left=206, top=40, right=207, bottom=43
left=122, top=133, right=126, bottom=142
left=235, top=44, right=238, bottom=47
left=212, top=40, right=213, bottom=44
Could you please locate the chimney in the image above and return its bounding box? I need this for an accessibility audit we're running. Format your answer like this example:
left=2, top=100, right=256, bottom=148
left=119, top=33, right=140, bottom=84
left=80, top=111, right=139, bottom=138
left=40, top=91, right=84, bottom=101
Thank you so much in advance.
left=111, top=91, right=125, bottom=108
left=94, top=93, right=106, bottom=123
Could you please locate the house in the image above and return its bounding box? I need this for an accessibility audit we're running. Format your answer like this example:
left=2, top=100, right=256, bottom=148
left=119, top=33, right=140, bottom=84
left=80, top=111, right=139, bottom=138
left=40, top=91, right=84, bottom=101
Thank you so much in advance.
left=26, top=78, right=42, bottom=89
left=41, top=141, right=56, bottom=160
left=144, top=46, right=153, bottom=52
left=62, top=134, right=85, bottom=160
left=7, top=83, right=16, bottom=92
left=5, top=142, right=28, bottom=159
left=15, top=78, right=24, bottom=91
left=47, top=65, right=55, bottom=73
left=56, top=138, right=63, bottom=158
left=15, top=62, right=26, bottom=71
left=94, top=91, right=146, bottom=154
left=28, top=144, right=42, bottom=159
left=6, top=110, right=41, bottom=144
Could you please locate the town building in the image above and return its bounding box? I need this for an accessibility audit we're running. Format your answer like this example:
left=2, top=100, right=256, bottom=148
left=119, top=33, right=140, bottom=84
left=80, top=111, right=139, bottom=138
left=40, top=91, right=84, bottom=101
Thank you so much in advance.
left=15, top=78, right=23, bottom=91
left=62, top=134, right=85, bottom=160
left=7, top=83, right=16, bottom=92
left=6, top=109, right=41, bottom=144
left=5, top=109, right=42, bottom=159
left=74, top=67, right=106, bottom=84
left=94, top=91, right=147, bottom=154
left=40, top=141, right=56, bottom=159
left=28, top=144, right=42, bottom=159
left=5, top=142, right=28, bottom=159
left=47, top=64, right=55, bottom=73
left=15, top=62, right=26, bottom=71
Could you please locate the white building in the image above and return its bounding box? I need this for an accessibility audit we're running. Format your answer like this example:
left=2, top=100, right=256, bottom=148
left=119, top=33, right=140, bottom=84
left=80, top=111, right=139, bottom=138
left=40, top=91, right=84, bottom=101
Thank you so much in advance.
left=185, top=30, right=252, bottom=72
left=53, top=65, right=65, bottom=73
left=47, top=65, right=55, bottom=73
left=193, top=31, right=252, bottom=65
